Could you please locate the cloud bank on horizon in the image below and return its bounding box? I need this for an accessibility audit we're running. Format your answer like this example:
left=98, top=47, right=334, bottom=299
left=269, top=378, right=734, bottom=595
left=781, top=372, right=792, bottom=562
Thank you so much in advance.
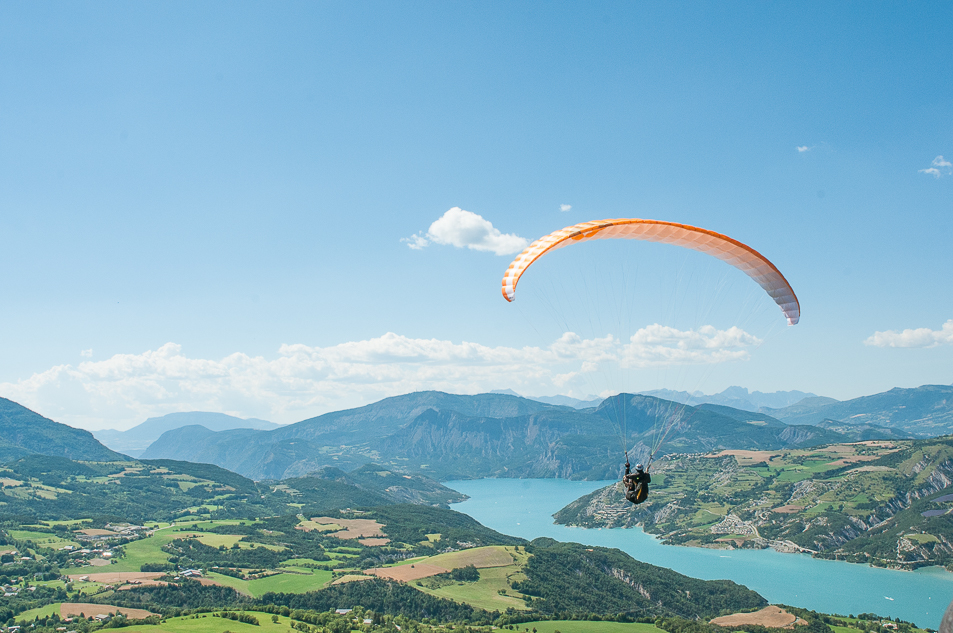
left=403, top=207, right=528, bottom=255
left=0, top=325, right=760, bottom=431
left=865, top=320, right=953, bottom=348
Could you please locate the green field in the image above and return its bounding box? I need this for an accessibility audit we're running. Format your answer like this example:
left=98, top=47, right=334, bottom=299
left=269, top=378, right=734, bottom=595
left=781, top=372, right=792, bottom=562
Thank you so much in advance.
left=830, top=619, right=928, bottom=633
left=412, top=546, right=529, bottom=612
left=62, top=531, right=177, bottom=574
left=188, top=533, right=284, bottom=551
left=64, top=580, right=110, bottom=598
left=60, top=521, right=260, bottom=574
left=15, top=603, right=62, bottom=622
left=904, top=533, right=939, bottom=544
left=120, top=612, right=297, bottom=633
left=248, top=570, right=332, bottom=596
left=33, top=579, right=70, bottom=591
left=515, top=622, right=663, bottom=633
left=278, top=558, right=330, bottom=568
left=9, top=530, right=80, bottom=549
left=205, top=572, right=252, bottom=595
left=191, top=534, right=244, bottom=548
left=426, top=546, right=516, bottom=569
left=205, top=569, right=332, bottom=597
left=417, top=564, right=528, bottom=612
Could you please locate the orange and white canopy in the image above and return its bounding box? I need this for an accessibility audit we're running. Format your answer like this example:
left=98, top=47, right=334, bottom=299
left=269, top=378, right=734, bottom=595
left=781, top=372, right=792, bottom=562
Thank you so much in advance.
left=501, top=218, right=800, bottom=325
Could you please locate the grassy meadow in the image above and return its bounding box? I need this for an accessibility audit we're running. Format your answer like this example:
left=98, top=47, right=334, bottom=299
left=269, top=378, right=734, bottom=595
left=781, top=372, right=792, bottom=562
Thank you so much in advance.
left=206, top=570, right=333, bottom=597
left=9, top=530, right=80, bottom=549
left=411, top=546, right=530, bottom=612
left=108, top=612, right=298, bottom=633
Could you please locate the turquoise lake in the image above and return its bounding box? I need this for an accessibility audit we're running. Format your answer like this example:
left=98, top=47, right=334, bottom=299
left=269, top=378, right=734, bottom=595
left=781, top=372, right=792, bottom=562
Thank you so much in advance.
left=445, top=478, right=952, bottom=630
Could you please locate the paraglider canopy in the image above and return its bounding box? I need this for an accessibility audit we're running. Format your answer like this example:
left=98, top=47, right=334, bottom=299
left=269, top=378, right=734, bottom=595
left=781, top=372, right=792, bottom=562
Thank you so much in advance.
left=499, top=217, right=800, bottom=468
left=501, top=218, right=800, bottom=325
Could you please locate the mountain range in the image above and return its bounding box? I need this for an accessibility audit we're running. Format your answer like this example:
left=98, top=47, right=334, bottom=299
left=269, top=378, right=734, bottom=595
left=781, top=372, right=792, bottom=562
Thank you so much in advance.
left=761, top=384, right=953, bottom=436
left=493, top=386, right=819, bottom=411
left=639, top=386, right=818, bottom=411
left=93, top=411, right=281, bottom=457
left=3, top=384, right=950, bottom=483
left=139, top=389, right=918, bottom=481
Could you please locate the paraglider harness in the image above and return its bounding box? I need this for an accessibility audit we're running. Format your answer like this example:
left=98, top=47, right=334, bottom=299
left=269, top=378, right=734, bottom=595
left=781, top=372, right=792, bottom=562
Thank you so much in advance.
left=623, top=453, right=650, bottom=505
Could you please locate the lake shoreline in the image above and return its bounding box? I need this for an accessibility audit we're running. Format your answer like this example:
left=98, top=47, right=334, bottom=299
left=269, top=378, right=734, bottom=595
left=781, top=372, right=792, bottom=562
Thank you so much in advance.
left=574, top=519, right=953, bottom=575
left=445, top=477, right=953, bottom=629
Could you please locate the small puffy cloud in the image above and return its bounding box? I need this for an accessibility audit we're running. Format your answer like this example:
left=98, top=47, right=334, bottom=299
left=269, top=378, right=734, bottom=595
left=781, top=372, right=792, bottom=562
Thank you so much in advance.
left=0, top=325, right=760, bottom=430
left=796, top=146, right=812, bottom=153
left=919, top=156, right=952, bottom=178
left=400, top=233, right=429, bottom=250
left=622, top=324, right=761, bottom=366
left=864, top=320, right=953, bottom=348
left=403, top=208, right=528, bottom=256
left=80, top=349, right=93, bottom=357
left=560, top=204, right=572, bottom=212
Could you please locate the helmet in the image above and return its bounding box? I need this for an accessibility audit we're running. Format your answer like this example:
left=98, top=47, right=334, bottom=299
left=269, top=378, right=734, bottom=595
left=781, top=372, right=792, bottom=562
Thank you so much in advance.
left=636, top=463, right=644, bottom=471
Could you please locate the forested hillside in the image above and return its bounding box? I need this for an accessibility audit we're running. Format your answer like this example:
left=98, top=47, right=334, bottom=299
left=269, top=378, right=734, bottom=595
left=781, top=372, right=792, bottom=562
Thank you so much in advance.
left=0, top=398, right=125, bottom=462
left=514, top=540, right=765, bottom=618
left=0, top=456, right=462, bottom=522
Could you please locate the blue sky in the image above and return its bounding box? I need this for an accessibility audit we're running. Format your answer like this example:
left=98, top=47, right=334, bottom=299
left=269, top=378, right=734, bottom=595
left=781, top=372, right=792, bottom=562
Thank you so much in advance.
left=1, top=2, right=951, bottom=429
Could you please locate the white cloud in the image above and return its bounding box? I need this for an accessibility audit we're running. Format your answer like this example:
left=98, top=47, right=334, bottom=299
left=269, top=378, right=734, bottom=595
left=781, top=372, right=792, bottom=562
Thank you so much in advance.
left=864, top=320, right=953, bottom=348
left=80, top=349, right=93, bottom=357
left=622, top=325, right=761, bottom=366
left=0, top=326, right=760, bottom=430
left=796, top=146, right=812, bottom=153
left=919, top=155, right=952, bottom=178
left=403, top=207, right=528, bottom=256
left=560, top=204, right=572, bottom=212
left=400, top=233, right=429, bottom=250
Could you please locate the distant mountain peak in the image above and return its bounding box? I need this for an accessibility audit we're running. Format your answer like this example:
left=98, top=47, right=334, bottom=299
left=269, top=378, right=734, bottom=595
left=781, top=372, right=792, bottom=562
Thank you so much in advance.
left=720, top=386, right=752, bottom=397
left=638, top=387, right=820, bottom=412
left=488, top=389, right=604, bottom=409
left=93, top=411, right=282, bottom=457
